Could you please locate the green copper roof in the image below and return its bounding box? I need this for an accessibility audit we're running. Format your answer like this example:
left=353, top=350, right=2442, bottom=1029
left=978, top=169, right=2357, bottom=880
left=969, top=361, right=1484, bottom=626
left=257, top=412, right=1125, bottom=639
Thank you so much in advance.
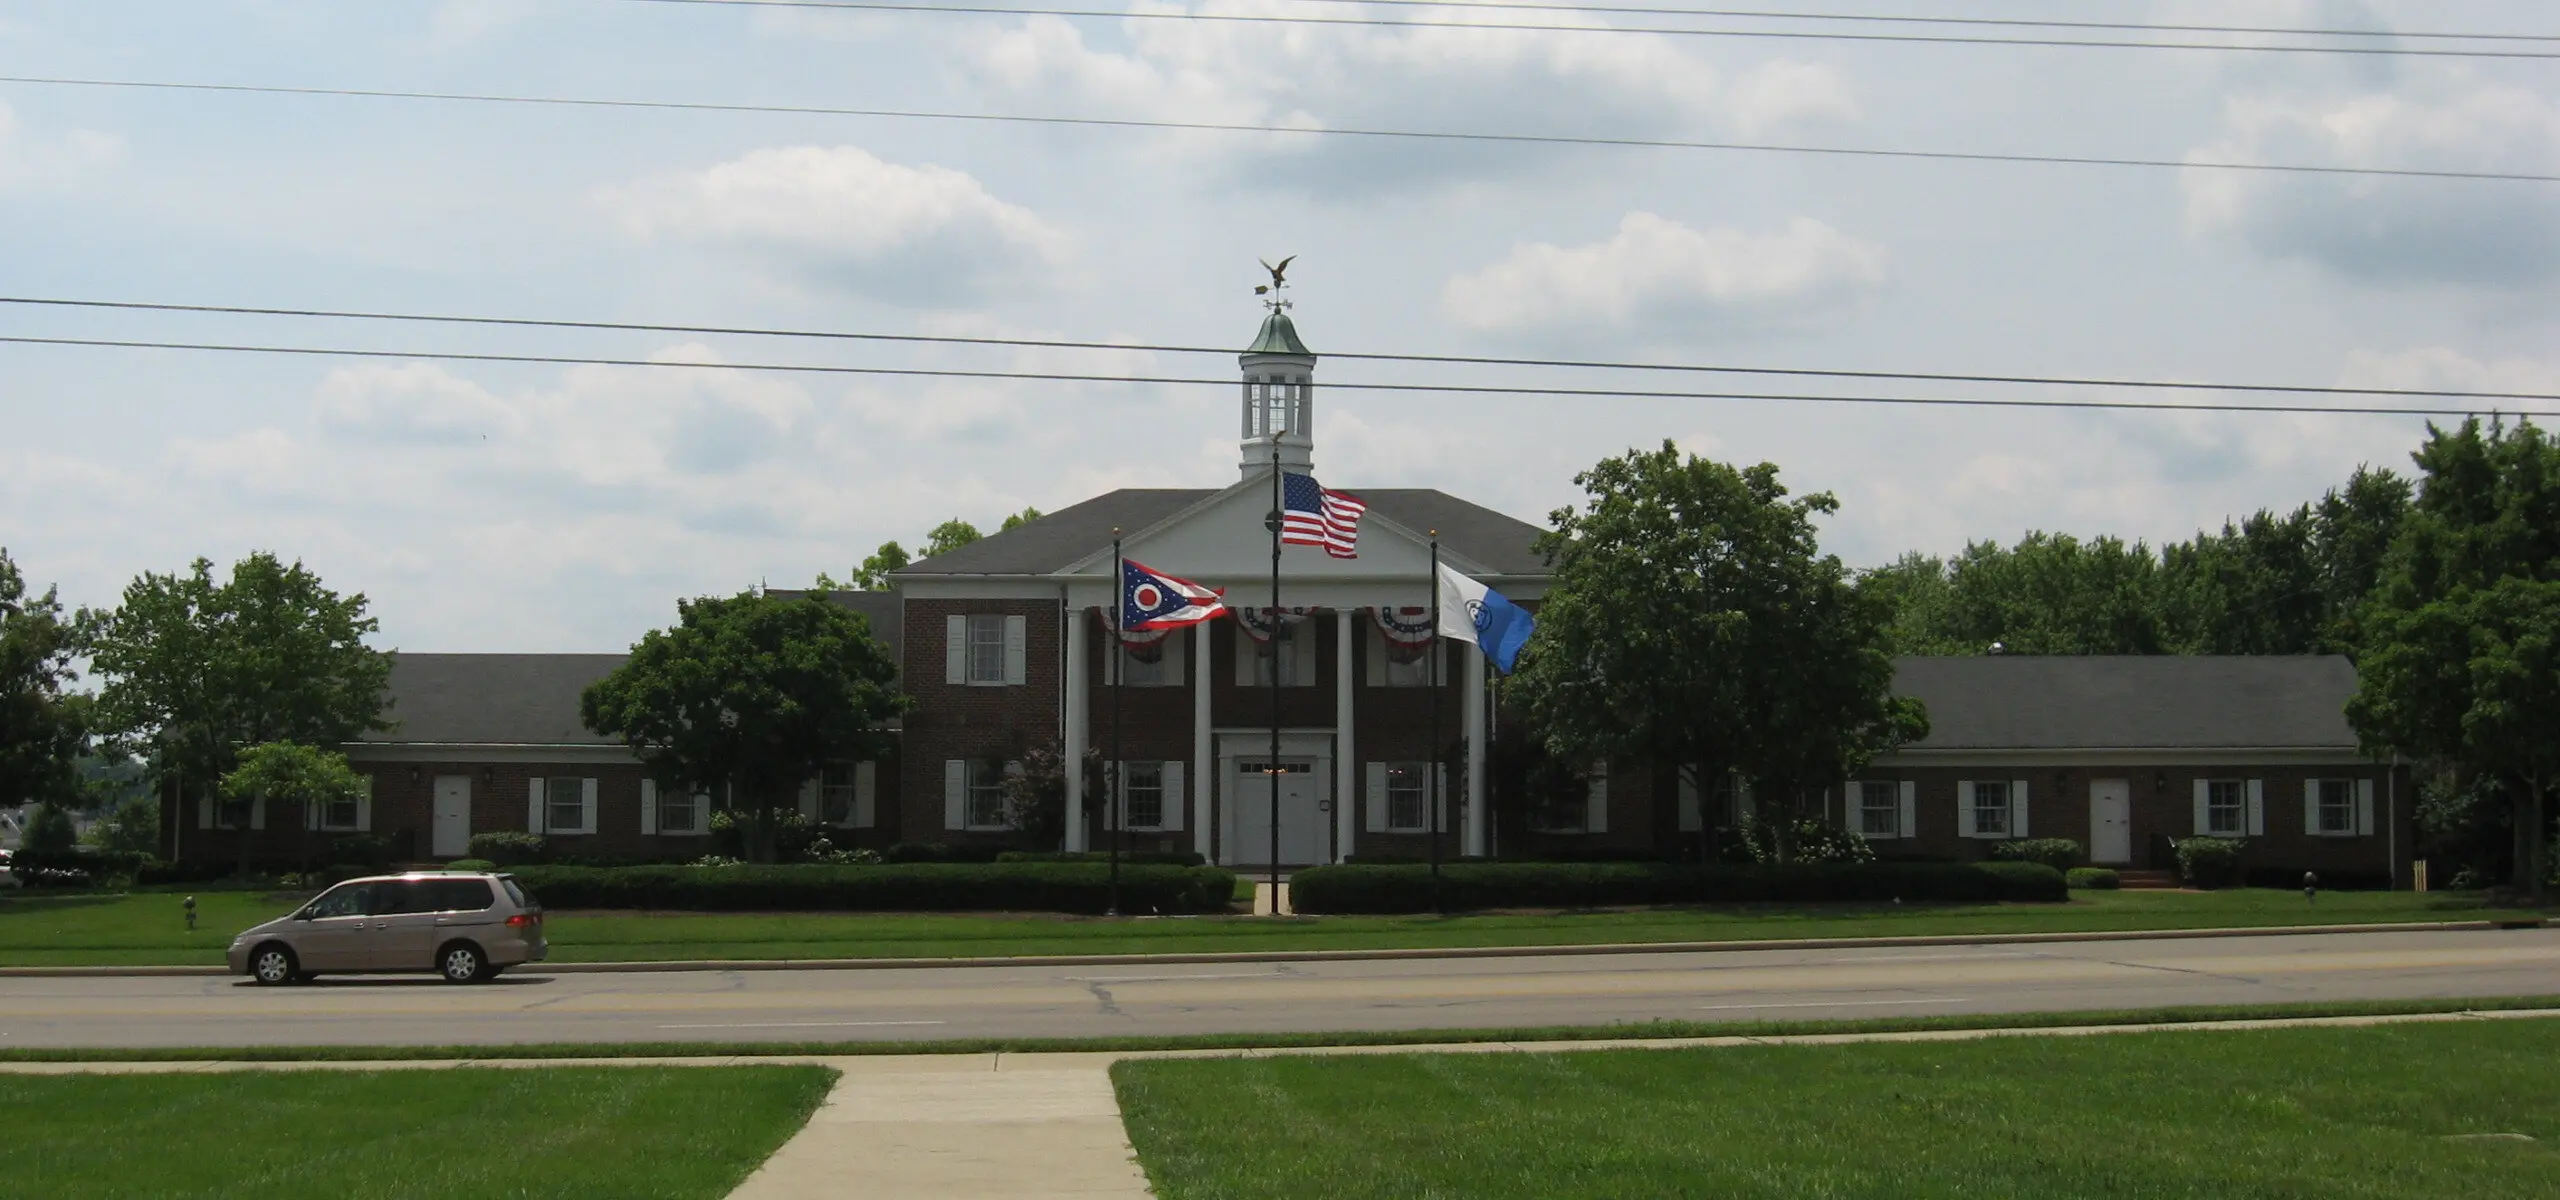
left=1244, top=309, right=1312, bottom=356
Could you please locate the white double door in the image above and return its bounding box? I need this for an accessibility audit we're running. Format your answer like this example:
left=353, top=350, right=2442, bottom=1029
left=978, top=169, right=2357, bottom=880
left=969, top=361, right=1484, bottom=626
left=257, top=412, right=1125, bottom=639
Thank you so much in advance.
left=1226, top=764, right=1328, bottom=866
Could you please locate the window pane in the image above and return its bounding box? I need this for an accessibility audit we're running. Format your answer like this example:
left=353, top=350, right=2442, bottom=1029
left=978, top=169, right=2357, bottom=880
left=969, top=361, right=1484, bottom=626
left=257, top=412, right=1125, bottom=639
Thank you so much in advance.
left=822, top=765, right=857, bottom=825
left=968, top=759, right=1007, bottom=827
left=309, top=884, right=373, bottom=919
left=1124, top=762, right=1164, bottom=828
left=1973, top=781, right=2009, bottom=836
left=1860, top=781, right=1899, bottom=836
left=968, top=615, right=1006, bottom=683
left=2207, top=780, right=2245, bottom=835
left=426, top=880, right=494, bottom=911
left=550, top=783, right=584, bottom=832
left=1386, top=763, right=1426, bottom=830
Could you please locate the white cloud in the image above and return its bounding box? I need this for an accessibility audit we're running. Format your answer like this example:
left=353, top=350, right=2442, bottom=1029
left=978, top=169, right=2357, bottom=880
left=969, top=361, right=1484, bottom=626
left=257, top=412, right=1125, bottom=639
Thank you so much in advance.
left=426, top=0, right=535, bottom=47
left=955, top=5, right=1857, bottom=188
left=2184, top=73, right=2560, bottom=285
left=1442, top=213, right=1888, bottom=333
left=2336, top=346, right=2560, bottom=396
left=0, top=101, right=124, bottom=191
left=597, top=145, right=1069, bottom=301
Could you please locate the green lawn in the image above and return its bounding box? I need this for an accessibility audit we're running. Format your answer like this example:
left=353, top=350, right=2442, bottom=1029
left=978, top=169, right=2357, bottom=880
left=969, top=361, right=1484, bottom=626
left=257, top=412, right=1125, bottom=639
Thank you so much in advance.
left=1115, top=1019, right=2560, bottom=1199
left=0, top=1065, right=832, bottom=1199
left=0, top=887, right=2501, bottom=967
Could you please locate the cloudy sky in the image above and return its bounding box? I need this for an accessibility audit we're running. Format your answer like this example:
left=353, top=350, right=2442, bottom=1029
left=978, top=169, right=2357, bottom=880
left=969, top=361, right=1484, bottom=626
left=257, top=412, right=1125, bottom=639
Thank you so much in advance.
left=3, top=0, right=2555, bottom=651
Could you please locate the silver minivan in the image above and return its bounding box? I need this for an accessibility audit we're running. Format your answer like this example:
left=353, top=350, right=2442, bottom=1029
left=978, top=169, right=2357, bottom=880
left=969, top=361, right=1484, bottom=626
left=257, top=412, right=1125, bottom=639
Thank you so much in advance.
left=228, top=872, right=546, bottom=985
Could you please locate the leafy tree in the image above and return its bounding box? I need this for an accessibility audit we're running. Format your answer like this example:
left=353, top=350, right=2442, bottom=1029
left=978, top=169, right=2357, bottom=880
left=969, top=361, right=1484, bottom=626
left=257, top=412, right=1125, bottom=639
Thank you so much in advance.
left=1002, top=741, right=1102, bottom=850
left=2350, top=419, right=2560, bottom=897
left=1513, top=442, right=1924, bottom=857
left=923, top=520, right=983, bottom=557
left=817, top=510, right=1040, bottom=591
left=582, top=591, right=909, bottom=862
left=19, top=803, right=77, bottom=855
left=999, top=506, right=1045, bottom=532
left=82, top=795, right=163, bottom=858
left=87, top=553, right=393, bottom=851
left=0, top=548, right=88, bottom=809
left=220, top=741, right=369, bottom=874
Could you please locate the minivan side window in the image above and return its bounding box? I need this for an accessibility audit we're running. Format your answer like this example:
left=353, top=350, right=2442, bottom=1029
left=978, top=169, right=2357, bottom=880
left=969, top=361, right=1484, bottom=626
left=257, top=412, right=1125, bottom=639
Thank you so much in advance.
left=372, top=881, right=433, bottom=916
left=425, top=879, right=495, bottom=912
left=307, top=884, right=373, bottom=919
left=500, top=878, right=530, bottom=909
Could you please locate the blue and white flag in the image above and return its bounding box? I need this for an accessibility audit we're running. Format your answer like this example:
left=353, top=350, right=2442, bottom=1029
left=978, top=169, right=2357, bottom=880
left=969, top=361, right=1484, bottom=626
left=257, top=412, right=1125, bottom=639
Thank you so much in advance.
left=1436, top=564, right=1535, bottom=674
left=1121, top=559, right=1227, bottom=630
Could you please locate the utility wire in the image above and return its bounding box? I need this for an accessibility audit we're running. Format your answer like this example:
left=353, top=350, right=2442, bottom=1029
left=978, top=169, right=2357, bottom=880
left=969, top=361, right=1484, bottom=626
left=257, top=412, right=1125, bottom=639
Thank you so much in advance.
left=5, top=76, right=2549, bottom=185
left=3, top=334, right=2545, bottom=420
left=9, top=295, right=2557, bottom=404
left=1256, top=0, right=2560, bottom=43
left=609, top=0, right=2560, bottom=58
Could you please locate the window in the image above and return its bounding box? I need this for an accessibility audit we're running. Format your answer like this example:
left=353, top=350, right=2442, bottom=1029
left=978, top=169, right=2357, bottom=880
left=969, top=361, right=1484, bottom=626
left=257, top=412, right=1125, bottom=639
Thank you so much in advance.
left=373, top=881, right=432, bottom=916
left=1385, top=762, right=1428, bottom=832
left=967, top=759, right=1009, bottom=829
left=1860, top=781, right=1901, bottom=838
left=1117, top=645, right=1167, bottom=686
left=1122, top=762, right=1165, bottom=829
left=305, top=883, right=373, bottom=919
left=821, top=766, right=860, bottom=826
left=661, top=787, right=705, bottom=836
left=2206, top=780, right=2246, bottom=836
left=1971, top=781, right=2012, bottom=838
left=548, top=779, right=590, bottom=835
left=424, top=879, right=495, bottom=912
left=1712, top=773, right=1752, bottom=827
left=1254, top=625, right=1307, bottom=686
left=2315, top=778, right=2354, bottom=836
left=966, top=614, right=1007, bottom=684
left=321, top=790, right=362, bottom=831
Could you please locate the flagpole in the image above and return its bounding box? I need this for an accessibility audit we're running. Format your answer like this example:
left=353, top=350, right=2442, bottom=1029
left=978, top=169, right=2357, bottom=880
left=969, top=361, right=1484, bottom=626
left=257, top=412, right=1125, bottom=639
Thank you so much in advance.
left=1267, top=443, right=1284, bottom=915
left=1429, top=531, right=1443, bottom=915
left=1109, top=528, right=1124, bottom=918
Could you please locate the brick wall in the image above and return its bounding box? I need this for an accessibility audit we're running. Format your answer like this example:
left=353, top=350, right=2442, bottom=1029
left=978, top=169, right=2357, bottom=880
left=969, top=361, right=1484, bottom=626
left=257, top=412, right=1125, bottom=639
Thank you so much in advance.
left=901, top=596, right=1065, bottom=844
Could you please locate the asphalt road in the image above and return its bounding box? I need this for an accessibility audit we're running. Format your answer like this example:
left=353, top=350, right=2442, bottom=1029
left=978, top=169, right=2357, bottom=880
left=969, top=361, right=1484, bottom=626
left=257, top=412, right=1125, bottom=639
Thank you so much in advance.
left=0, top=928, right=2553, bottom=1049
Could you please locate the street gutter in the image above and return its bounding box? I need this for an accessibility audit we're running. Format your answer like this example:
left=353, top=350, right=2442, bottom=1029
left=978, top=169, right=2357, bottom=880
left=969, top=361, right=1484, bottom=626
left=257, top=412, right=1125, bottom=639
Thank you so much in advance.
left=0, top=917, right=2520, bottom=978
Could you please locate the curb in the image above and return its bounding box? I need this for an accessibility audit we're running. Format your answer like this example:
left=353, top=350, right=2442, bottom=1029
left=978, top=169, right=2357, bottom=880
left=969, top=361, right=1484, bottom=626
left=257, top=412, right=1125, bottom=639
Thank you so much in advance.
left=0, top=918, right=2517, bottom=978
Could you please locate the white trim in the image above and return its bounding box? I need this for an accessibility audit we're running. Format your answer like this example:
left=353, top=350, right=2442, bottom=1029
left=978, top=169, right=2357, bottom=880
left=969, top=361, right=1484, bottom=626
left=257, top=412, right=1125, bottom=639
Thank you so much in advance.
left=945, top=614, right=968, bottom=684
left=1192, top=624, right=1214, bottom=859
left=641, top=779, right=658, bottom=836
left=2245, top=777, right=2265, bottom=837
left=2010, top=778, right=2030, bottom=839
left=1898, top=780, right=1917, bottom=839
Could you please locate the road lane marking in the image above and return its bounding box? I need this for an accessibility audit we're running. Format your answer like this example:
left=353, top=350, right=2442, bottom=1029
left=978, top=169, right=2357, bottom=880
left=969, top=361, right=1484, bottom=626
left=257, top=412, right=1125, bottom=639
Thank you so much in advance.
left=655, top=1020, right=948, bottom=1030
left=1064, top=972, right=1288, bottom=983
left=1697, top=998, right=1969, bottom=1011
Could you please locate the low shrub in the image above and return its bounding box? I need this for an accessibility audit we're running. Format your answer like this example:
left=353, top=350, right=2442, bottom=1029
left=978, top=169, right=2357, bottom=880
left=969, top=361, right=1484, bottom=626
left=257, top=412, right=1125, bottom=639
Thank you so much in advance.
left=468, top=832, right=550, bottom=867
left=997, top=849, right=1209, bottom=867
left=507, top=861, right=1237, bottom=915
left=1991, top=838, right=2085, bottom=872
left=2174, top=837, right=2247, bottom=889
left=1288, top=860, right=2067, bottom=914
left=2242, top=867, right=2392, bottom=891
left=7, top=848, right=151, bottom=885
left=136, top=859, right=241, bottom=887
left=446, top=858, right=498, bottom=872
left=883, top=842, right=1006, bottom=865
left=2065, top=867, right=2121, bottom=890
left=329, top=833, right=394, bottom=870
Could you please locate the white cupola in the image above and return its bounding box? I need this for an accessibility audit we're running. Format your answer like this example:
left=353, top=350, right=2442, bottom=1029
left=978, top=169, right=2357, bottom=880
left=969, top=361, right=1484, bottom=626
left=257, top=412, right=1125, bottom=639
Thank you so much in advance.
left=1237, top=307, right=1316, bottom=480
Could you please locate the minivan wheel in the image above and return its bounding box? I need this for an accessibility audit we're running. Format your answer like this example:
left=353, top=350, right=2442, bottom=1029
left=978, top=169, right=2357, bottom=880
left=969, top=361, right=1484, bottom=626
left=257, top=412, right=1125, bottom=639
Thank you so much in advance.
left=250, top=944, right=299, bottom=986
left=438, top=942, right=489, bottom=984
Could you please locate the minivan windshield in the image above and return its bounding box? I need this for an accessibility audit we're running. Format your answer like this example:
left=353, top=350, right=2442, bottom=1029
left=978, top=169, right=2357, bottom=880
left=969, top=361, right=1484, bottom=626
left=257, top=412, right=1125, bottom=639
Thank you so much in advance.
left=304, top=883, right=373, bottom=920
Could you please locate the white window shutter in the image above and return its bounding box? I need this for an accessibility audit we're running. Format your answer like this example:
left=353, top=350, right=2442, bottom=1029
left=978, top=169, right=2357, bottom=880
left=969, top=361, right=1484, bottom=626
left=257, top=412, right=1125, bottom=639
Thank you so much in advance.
left=305, top=793, right=320, bottom=831
left=1003, top=615, right=1029, bottom=685
left=1434, top=763, right=1448, bottom=833
left=580, top=778, right=599, bottom=834
left=1957, top=780, right=1977, bottom=838
left=799, top=777, right=821, bottom=820
left=2010, top=780, right=2029, bottom=839
left=2355, top=778, right=2375, bottom=836
left=250, top=796, right=267, bottom=830
left=641, top=779, right=658, bottom=835
left=356, top=777, right=374, bottom=833
left=1898, top=780, right=1917, bottom=839
left=1364, top=622, right=1385, bottom=687
left=528, top=777, right=547, bottom=834
left=1676, top=768, right=1702, bottom=832
left=2303, top=778, right=2321, bottom=836
left=1586, top=762, right=1609, bottom=833
left=1163, top=761, right=1186, bottom=832
left=2192, top=779, right=2211, bottom=835
left=945, top=615, right=967, bottom=684
left=198, top=795, right=213, bottom=830
left=943, top=760, right=966, bottom=829
left=1365, top=762, right=1388, bottom=832
left=2245, top=778, right=2265, bottom=836
left=854, top=761, right=877, bottom=828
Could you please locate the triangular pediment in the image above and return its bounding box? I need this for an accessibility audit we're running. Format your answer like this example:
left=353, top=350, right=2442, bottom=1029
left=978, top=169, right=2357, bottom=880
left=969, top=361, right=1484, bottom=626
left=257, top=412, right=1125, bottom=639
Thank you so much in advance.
left=1059, top=471, right=1488, bottom=590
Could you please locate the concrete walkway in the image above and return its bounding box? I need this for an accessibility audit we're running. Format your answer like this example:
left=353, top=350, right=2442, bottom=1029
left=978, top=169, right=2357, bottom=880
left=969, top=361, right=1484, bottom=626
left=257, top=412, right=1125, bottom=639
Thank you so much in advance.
left=7, top=1007, right=2557, bottom=1198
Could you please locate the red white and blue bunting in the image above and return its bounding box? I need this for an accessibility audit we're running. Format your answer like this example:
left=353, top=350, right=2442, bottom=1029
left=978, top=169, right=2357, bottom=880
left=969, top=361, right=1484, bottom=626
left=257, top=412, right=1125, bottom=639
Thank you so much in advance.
left=1371, top=606, right=1436, bottom=664
left=1097, top=606, right=1171, bottom=663
left=1231, top=605, right=1319, bottom=643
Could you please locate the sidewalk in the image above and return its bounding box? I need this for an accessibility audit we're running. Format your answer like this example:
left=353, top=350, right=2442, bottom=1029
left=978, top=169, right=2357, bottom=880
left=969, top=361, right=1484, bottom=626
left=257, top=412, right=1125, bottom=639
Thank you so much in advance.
left=7, top=1007, right=2558, bottom=1198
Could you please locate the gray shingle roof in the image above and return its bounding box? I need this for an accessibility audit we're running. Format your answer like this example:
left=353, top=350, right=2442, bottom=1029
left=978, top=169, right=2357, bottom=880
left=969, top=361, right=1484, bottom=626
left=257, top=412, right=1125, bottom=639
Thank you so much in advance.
left=1892, top=655, right=2360, bottom=751
left=895, top=487, right=1550, bottom=577
left=363, top=654, right=627, bottom=746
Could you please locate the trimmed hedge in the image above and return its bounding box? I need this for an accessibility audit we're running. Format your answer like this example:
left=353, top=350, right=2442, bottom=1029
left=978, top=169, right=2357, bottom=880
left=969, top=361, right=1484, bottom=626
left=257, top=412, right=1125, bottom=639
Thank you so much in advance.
left=1990, top=838, right=2085, bottom=872
left=2174, top=837, right=2247, bottom=889
left=997, top=850, right=1209, bottom=867
left=6, top=849, right=151, bottom=884
left=506, top=862, right=1237, bottom=914
left=468, top=832, right=550, bottom=867
left=1288, top=860, right=2068, bottom=914
left=2066, top=867, right=2122, bottom=890
left=883, top=842, right=1007, bottom=865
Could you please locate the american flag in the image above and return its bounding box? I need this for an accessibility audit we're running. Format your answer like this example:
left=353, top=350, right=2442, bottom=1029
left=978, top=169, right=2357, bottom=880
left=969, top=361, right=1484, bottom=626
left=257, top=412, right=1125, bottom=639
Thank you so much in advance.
left=1281, top=472, right=1366, bottom=558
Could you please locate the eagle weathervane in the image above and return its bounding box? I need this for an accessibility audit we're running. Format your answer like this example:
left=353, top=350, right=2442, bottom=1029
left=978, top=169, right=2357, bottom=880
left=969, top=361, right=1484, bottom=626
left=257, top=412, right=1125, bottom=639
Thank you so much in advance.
left=1254, top=255, right=1295, bottom=311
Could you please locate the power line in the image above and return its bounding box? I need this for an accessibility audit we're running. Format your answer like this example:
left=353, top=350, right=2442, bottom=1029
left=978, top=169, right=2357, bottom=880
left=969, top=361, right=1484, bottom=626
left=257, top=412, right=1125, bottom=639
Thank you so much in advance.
left=10, top=295, right=2559, bottom=404
left=1257, top=0, right=2560, bottom=43
left=610, top=0, right=2560, bottom=58
left=4, top=334, right=2546, bottom=420
left=6, top=76, right=2549, bottom=185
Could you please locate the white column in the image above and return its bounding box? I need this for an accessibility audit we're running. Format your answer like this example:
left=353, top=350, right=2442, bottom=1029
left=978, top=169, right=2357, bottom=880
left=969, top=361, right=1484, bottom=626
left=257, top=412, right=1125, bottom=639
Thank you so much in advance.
left=1192, top=621, right=1214, bottom=860
left=1335, top=608, right=1356, bottom=864
left=1064, top=608, right=1088, bottom=852
left=1464, top=648, right=1488, bottom=858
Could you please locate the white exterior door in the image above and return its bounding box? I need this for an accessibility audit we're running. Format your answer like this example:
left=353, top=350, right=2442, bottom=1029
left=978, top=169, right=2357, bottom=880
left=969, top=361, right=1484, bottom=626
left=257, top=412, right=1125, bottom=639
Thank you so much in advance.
left=432, top=776, right=473, bottom=858
left=1226, top=763, right=1326, bottom=866
left=2089, top=779, right=2132, bottom=864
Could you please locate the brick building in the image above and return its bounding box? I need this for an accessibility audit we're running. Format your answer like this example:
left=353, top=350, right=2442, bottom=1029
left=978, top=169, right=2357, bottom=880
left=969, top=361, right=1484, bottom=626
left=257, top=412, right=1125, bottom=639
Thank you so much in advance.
left=171, top=308, right=2410, bottom=885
